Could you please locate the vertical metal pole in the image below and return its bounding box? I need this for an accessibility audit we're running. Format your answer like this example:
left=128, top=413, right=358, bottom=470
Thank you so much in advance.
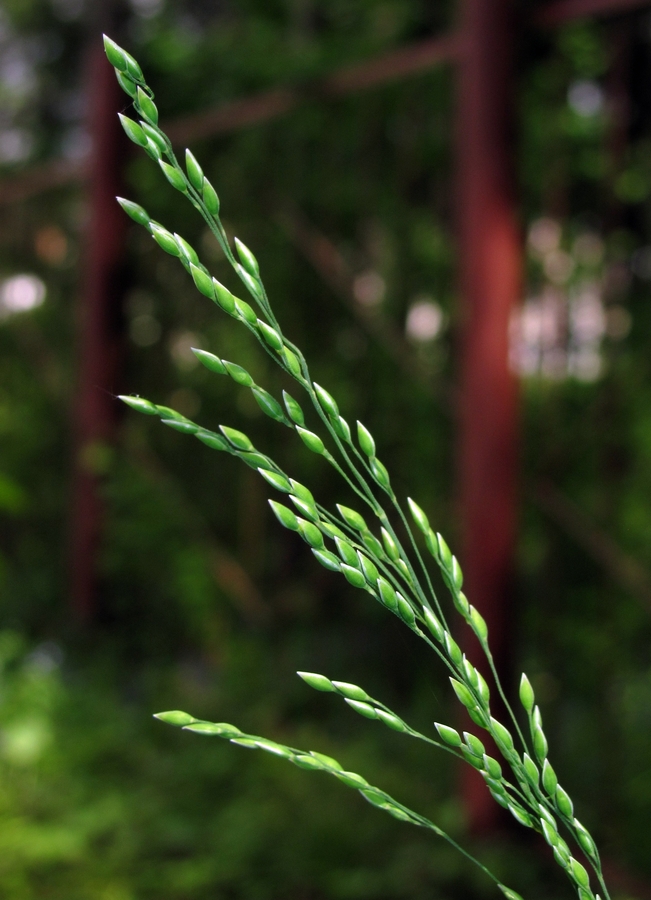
left=455, top=0, right=521, bottom=832
left=70, top=13, right=127, bottom=621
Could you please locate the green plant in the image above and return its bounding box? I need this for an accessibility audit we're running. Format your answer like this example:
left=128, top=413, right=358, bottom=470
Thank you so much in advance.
left=103, top=34, right=610, bottom=900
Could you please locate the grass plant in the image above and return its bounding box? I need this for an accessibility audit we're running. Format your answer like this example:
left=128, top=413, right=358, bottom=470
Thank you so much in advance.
left=103, top=34, right=610, bottom=900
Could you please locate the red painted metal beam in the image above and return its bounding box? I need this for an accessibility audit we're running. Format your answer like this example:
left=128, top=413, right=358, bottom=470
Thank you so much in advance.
left=69, top=41, right=127, bottom=621
left=455, top=0, right=521, bottom=833
left=538, top=0, right=651, bottom=26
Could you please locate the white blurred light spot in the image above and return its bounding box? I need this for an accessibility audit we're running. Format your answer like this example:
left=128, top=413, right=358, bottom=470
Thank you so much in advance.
left=544, top=249, right=575, bottom=285
left=353, top=270, right=385, bottom=307
left=170, top=331, right=202, bottom=370
left=0, top=128, right=33, bottom=163
left=568, top=80, right=604, bottom=117
left=510, top=281, right=607, bottom=383
left=405, top=300, right=443, bottom=342
left=130, top=314, right=161, bottom=346
left=0, top=274, right=46, bottom=319
left=528, top=218, right=561, bottom=256
left=129, top=0, right=163, bottom=17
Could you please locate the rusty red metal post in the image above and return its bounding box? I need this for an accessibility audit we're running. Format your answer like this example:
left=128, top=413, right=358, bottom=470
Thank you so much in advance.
left=455, top=0, right=521, bottom=832
left=70, top=35, right=127, bottom=621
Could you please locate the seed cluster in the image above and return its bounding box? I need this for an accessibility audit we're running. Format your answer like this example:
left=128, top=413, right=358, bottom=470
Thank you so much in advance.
left=105, top=34, right=609, bottom=900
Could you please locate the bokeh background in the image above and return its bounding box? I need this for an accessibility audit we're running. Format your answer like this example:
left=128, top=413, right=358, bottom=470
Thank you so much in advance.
left=1, top=0, right=651, bottom=898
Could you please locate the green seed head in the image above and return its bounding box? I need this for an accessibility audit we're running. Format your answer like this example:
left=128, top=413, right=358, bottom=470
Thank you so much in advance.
left=252, top=387, right=286, bottom=422
left=396, top=593, right=416, bottom=626
left=435, top=722, right=462, bottom=747
left=283, top=391, right=305, bottom=425
left=240, top=451, right=274, bottom=471
left=376, top=709, right=407, bottom=732
left=569, top=858, right=590, bottom=889
left=150, top=223, right=181, bottom=256
left=334, top=537, right=359, bottom=568
left=475, top=671, right=490, bottom=705
left=119, top=114, right=148, bottom=147
left=358, top=553, right=379, bottom=586
left=341, top=564, right=367, bottom=589
left=290, top=495, right=319, bottom=523
left=258, top=469, right=291, bottom=492
left=269, top=500, right=300, bottom=531
left=223, top=361, right=254, bottom=387
left=116, top=70, right=137, bottom=97
left=202, top=179, right=220, bottom=215
left=519, top=673, right=535, bottom=714
left=159, top=160, right=187, bottom=192
left=298, top=519, right=325, bottom=549
left=190, top=264, right=216, bottom=299
left=314, top=383, right=339, bottom=418
left=498, top=887, right=525, bottom=900
left=533, top=725, right=548, bottom=763
left=141, top=122, right=166, bottom=153
left=369, top=456, right=390, bottom=489
left=407, top=497, right=429, bottom=533
left=213, top=280, right=236, bottom=314
left=320, top=522, right=347, bottom=541
left=162, top=418, right=198, bottom=434
left=356, top=421, right=376, bottom=457
left=237, top=264, right=263, bottom=301
left=119, top=395, right=159, bottom=415
left=450, top=678, right=476, bottom=710
left=344, top=699, right=378, bottom=719
left=380, top=528, right=400, bottom=562
left=464, top=732, right=486, bottom=758
left=509, top=804, right=533, bottom=828
left=281, top=346, right=302, bottom=377
left=116, top=196, right=150, bottom=226
left=332, top=415, right=352, bottom=442
left=144, top=138, right=162, bottom=160
left=450, top=557, right=463, bottom=591
left=257, top=320, right=284, bottom=351
left=185, top=149, right=204, bottom=191
left=312, top=548, right=341, bottom=572
left=336, top=505, right=366, bottom=531
left=175, top=234, right=199, bottom=265
left=555, top=784, right=573, bottom=818
left=573, top=819, right=599, bottom=861
left=522, top=753, right=539, bottom=786
left=469, top=606, right=488, bottom=642
left=296, top=426, right=325, bottom=455
left=490, top=718, right=515, bottom=753
left=123, top=50, right=144, bottom=82
left=332, top=681, right=370, bottom=701
left=542, top=759, right=558, bottom=796
left=103, top=34, right=129, bottom=71
left=453, top=588, right=470, bottom=616
left=423, top=608, right=444, bottom=642
left=482, top=755, right=502, bottom=780
left=153, top=710, right=195, bottom=727
left=288, top=480, right=314, bottom=504
left=436, top=532, right=453, bottom=569
left=195, top=430, right=229, bottom=451
left=377, top=577, right=398, bottom=611
left=234, top=297, right=258, bottom=325
left=443, top=632, right=463, bottom=666
left=235, top=237, right=260, bottom=278
left=136, top=85, right=158, bottom=124
left=219, top=425, right=253, bottom=451
left=360, top=530, right=385, bottom=559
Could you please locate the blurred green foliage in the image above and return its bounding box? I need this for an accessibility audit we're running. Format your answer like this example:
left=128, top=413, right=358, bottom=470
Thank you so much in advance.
left=1, top=0, right=651, bottom=897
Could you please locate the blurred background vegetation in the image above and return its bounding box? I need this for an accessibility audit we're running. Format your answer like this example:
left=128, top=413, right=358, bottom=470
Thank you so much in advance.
left=1, top=0, right=651, bottom=898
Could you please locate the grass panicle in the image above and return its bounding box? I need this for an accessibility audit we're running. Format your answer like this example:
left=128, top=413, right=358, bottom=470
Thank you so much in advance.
left=105, top=33, right=610, bottom=900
